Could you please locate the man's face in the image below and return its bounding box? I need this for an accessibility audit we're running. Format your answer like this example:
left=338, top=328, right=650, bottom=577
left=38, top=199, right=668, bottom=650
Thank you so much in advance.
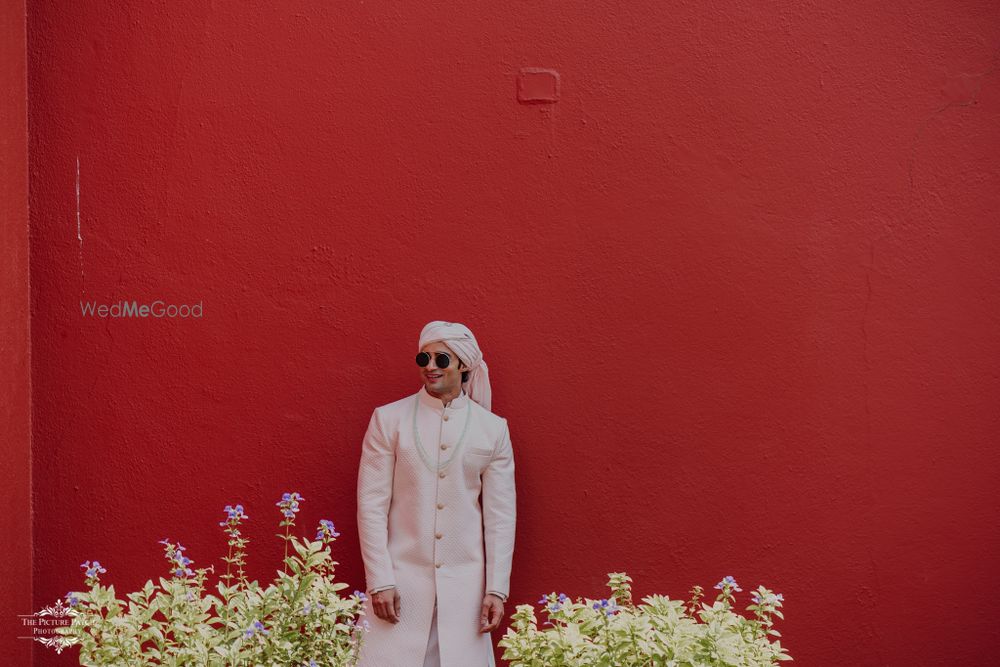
left=419, top=341, right=466, bottom=396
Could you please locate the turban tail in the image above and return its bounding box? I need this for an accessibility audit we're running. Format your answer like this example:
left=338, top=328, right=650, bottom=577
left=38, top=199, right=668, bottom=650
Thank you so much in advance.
left=418, top=321, right=492, bottom=411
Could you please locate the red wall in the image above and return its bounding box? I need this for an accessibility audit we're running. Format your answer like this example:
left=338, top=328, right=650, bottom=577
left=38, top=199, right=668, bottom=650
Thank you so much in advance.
left=26, top=1, right=1000, bottom=665
left=1, top=0, right=32, bottom=664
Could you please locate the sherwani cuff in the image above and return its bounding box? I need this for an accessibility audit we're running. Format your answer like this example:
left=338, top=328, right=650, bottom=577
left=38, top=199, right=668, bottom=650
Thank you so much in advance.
left=487, top=590, right=508, bottom=602
left=363, top=564, right=397, bottom=594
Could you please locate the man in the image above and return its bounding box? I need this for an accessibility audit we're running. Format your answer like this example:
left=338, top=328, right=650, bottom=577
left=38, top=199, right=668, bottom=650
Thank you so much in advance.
left=356, top=321, right=517, bottom=667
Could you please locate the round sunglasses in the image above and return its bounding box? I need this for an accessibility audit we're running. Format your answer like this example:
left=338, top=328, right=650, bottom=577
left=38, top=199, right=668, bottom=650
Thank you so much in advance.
left=415, top=351, right=460, bottom=369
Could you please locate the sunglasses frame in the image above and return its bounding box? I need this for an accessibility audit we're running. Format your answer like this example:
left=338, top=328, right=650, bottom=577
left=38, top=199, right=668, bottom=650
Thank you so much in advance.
left=415, top=351, right=461, bottom=370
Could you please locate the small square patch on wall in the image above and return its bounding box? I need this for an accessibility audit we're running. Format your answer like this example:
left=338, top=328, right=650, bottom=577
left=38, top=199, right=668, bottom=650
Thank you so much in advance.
left=517, top=68, right=560, bottom=103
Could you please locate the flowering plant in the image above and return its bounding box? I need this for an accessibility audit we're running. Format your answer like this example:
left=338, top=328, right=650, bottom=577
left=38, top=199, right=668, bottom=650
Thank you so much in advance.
left=498, top=572, right=791, bottom=666
left=58, top=493, right=369, bottom=666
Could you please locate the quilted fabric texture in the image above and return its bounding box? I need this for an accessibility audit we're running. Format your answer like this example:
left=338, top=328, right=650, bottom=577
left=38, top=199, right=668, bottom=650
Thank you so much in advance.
left=356, top=386, right=516, bottom=667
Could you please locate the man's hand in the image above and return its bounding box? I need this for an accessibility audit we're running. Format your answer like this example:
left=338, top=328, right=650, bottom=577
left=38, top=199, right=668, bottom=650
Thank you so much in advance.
left=479, top=593, right=504, bottom=633
left=372, top=588, right=401, bottom=623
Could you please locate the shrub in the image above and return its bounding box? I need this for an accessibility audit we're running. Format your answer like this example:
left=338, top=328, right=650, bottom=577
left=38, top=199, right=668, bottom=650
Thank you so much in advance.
left=498, top=572, right=791, bottom=666
left=59, top=493, right=368, bottom=666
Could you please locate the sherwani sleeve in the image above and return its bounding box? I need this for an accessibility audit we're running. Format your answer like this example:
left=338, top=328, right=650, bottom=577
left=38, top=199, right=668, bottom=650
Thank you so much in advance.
left=482, top=418, right=516, bottom=599
left=357, top=409, right=397, bottom=592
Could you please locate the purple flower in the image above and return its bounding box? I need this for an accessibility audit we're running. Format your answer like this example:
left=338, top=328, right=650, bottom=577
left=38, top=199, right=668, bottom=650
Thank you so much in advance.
left=276, top=492, right=304, bottom=522
left=316, top=519, right=341, bottom=541
left=715, top=576, right=742, bottom=592
left=162, top=541, right=195, bottom=578
left=752, top=590, right=784, bottom=605
left=541, top=592, right=569, bottom=612
left=353, top=590, right=368, bottom=602
left=245, top=619, right=269, bottom=638
left=222, top=504, right=248, bottom=522
left=64, top=593, right=80, bottom=607
left=591, top=598, right=619, bottom=617
left=80, top=560, right=107, bottom=578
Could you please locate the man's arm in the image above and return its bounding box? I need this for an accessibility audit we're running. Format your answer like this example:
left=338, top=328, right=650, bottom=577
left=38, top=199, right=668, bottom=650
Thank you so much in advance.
left=482, top=418, right=516, bottom=600
left=356, top=409, right=397, bottom=593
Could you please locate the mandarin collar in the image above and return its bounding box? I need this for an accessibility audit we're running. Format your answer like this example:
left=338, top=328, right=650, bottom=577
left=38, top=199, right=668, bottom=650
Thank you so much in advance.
left=417, top=385, right=469, bottom=411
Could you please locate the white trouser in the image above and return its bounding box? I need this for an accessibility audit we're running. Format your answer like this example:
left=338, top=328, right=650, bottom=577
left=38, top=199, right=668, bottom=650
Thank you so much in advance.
left=423, top=598, right=440, bottom=667
left=422, top=596, right=495, bottom=667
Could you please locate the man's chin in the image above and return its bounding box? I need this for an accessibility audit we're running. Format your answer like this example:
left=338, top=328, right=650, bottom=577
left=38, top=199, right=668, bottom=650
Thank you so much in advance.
left=423, top=380, right=452, bottom=394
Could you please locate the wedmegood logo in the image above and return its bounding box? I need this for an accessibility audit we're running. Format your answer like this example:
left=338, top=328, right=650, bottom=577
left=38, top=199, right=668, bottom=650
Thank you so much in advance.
left=79, top=300, right=204, bottom=318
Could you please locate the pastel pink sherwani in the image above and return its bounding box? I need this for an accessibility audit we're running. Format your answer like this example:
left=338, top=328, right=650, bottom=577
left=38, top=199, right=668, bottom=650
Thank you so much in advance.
left=356, top=386, right=516, bottom=667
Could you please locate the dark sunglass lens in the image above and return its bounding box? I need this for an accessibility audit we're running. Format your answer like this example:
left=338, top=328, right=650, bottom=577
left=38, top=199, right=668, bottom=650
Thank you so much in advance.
left=415, top=352, right=431, bottom=367
left=434, top=353, right=451, bottom=369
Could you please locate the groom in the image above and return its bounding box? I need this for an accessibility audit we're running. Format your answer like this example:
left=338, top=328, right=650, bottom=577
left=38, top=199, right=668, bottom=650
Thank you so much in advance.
left=356, top=321, right=517, bottom=667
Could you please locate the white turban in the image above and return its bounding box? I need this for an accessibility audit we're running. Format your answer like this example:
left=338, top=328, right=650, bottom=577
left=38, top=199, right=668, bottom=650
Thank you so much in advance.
left=418, top=320, right=492, bottom=411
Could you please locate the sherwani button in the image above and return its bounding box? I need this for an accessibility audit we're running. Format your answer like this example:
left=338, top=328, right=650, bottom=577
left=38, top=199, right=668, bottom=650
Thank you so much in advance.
left=440, top=444, right=448, bottom=450
left=435, top=532, right=443, bottom=539
left=443, top=415, right=449, bottom=421
left=437, top=503, right=444, bottom=509
left=438, top=471, right=446, bottom=478
left=435, top=562, right=442, bottom=568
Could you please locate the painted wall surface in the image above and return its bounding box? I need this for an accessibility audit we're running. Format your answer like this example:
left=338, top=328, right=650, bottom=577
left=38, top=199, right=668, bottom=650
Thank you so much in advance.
left=26, top=1, right=1000, bottom=665
left=1, top=0, right=32, bottom=664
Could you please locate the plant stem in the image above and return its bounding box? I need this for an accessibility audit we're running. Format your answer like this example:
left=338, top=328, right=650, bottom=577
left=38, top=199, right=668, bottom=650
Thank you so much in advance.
left=283, top=523, right=290, bottom=574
